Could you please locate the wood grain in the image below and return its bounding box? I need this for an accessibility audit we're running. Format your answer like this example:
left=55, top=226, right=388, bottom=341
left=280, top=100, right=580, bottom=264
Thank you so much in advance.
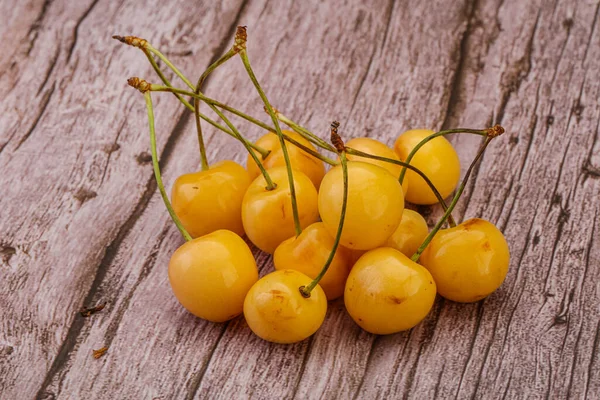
left=0, top=0, right=598, bottom=398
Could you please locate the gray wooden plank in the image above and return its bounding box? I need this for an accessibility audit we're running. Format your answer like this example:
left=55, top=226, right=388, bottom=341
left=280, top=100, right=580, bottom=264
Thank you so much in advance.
left=0, top=0, right=598, bottom=398
left=352, top=0, right=600, bottom=398
left=0, top=0, right=249, bottom=398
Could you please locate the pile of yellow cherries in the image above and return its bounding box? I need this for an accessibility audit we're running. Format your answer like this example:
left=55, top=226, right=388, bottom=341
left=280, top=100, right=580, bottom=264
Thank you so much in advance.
left=115, top=27, right=510, bottom=344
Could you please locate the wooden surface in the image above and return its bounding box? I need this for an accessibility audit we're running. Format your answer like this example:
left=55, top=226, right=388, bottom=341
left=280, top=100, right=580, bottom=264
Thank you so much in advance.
left=1, top=0, right=599, bottom=398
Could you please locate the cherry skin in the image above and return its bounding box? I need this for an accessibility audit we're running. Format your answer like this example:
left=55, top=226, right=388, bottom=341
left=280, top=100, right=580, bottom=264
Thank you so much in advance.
left=168, top=230, right=258, bottom=322
left=246, top=130, right=325, bottom=189
left=420, top=218, right=510, bottom=303
left=171, top=160, right=251, bottom=238
left=243, top=269, right=327, bottom=344
left=386, top=209, right=429, bottom=257
left=344, top=247, right=367, bottom=269
left=393, top=129, right=460, bottom=205
left=273, top=222, right=351, bottom=300
left=346, top=137, right=409, bottom=196
left=318, top=161, right=404, bottom=250
left=344, top=247, right=436, bottom=334
left=242, top=166, right=319, bottom=254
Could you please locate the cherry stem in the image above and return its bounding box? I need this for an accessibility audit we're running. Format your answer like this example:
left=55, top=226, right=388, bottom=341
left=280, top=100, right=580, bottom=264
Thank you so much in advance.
left=344, top=147, right=456, bottom=227
left=274, top=111, right=337, bottom=152
left=206, top=102, right=277, bottom=190
left=143, top=92, right=193, bottom=242
left=134, top=44, right=270, bottom=159
left=301, top=123, right=348, bottom=297
left=237, top=37, right=301, bottom=236
left=150, top=85, right=337, bottom=166
left=193, top=49, right=238, bottom=171
left=398, top=128, right=487, bottom=187
left=411, top=135, right=495, bottom=262
left=145, top=44, right=195, bottom=90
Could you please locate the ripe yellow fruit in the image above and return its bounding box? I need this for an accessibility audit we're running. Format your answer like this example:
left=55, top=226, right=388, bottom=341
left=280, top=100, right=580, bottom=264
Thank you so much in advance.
left=242, top=166, right=319, bottom=254
left=386, top=209, right=429, bottom=257
left=243, top=270, right=327, bottom=343
left=420, top=218, right=510, bottom=303
left=318, top=161, right=404, bottom=250
left=345, top=247, right=436, bottom=334
left=345, top=137, right=409, bottom=196
left=274, top=222, right=351, bottom=300
left=247, top=130, right=325, bottom=189
left=171, top=160, right=250, bottom=238
left=394, top=129, right=460, bottom=205
left=168, top=230, right=258, bottom=322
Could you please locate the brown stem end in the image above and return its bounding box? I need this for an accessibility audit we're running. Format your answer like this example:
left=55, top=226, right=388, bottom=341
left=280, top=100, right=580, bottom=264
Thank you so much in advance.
left=233, top=26, right=247, bottom=53
left=127, top=77, right=151, bottom=93
left=486, top=124, right=505, bottom=138
left=80, top=302, right=107, bottom=318
left=112, top=35, right=148, bottom=49
left=299, top=286, right=311, bottom=298
left=330, top=121, right=345, bottom=153
left=92, top=346, right=109, bottom=359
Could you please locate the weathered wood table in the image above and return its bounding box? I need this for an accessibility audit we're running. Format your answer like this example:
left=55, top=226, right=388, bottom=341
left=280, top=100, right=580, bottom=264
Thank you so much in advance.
left=1, top=0, right=599, bottom=398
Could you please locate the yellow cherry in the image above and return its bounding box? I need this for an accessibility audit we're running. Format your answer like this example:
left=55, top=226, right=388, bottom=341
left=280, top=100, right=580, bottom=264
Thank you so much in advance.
left=242, top=166, right=319, bottom=254
left=393, top=129, right=460, bottom=205
left=273, top=222, right=351, bottom=300
left=420, top=218, right=510, bottom=303
left=247, top=130, right=325, bottom=189
left=168, top=230, right=258, bottom=322
left=386, top=209, right=429, bottom=257
left=171, top=160, right=251, bottom=238
left=344, top=247, right=367, bottom=269
left=319, top=161, right=404, bottom=250
left=344, top=247, right=436, bottom=334
left=346, top=137, right=409, bottom=196
left=243, top=270, right=327, bottom=343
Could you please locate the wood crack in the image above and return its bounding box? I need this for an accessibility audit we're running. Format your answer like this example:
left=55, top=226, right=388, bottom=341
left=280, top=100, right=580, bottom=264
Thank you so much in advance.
left=38, top=45, right=60, bottom=95
left=455, top=301, right=484, bottom=399
left=584, top=319, right=600, bottom=399
left=66, top=0, right=100, bottom=63
left=347, top=0, right=395, bottom=118
left=582, top=1, right=600, bottom=63
left=100, top=225, right=171, bottom=349
left=351, top=336, right=380, bottom=399
left=183, top=323, right=230, bottom=400
left=496, top=8, right=540, bottom=125
left=26, top=0, right=53, bottom=56
left=34, top=107, right=193, bottom=399
left=290, top=335, right=315, bottom=399
left=15, top=82, right=56, bottom=151
left=440, top=0, right=478, bottom=129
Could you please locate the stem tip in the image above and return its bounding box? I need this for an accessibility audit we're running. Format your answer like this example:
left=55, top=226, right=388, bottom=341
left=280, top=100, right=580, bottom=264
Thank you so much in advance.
left=330, top=121, right=344, bottom=153
left=234, top=26, right=247, bottom=53
left=486, top=125, right=505, bottom=138
left=128, top=77, right=151, bottom=93
left=112, top=35, right=148, bottom=49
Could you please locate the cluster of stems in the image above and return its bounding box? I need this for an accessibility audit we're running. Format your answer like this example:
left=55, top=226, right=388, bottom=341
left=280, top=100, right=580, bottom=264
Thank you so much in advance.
left=118, top=28, right=503, bottom=297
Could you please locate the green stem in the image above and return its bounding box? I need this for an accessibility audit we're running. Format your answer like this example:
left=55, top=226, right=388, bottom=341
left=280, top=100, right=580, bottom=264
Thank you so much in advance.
left=144, top=92, right=192, bottom=242
left=142, top=50, right=270, bottom=159
left=398, top=128, right=487, bottom=186
left=193, top=49, right=238, bottom=171
left=411, top=136, right=493, bottom=262
left=345, top=147, right=456, bottom=227
left=275, top=111, right=337, bottom=152
left=151, top=85, right=337, bottom=165
left=207, top=102, right=277, bottom=191
left=146, top=44, right=195, bottom=90
left=239, top=49, right=301, bottom=236
left=301, top=151, right=349, bottom=296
